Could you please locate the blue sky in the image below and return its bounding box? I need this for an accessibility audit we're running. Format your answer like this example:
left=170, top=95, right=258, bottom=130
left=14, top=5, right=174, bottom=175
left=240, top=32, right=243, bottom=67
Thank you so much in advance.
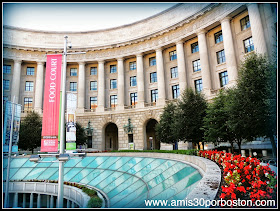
left=3, top=3, right=177, bottom=31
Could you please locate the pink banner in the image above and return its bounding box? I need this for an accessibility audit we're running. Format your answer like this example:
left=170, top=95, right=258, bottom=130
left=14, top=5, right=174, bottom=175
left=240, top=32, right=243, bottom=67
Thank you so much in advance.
left=41, top=54, right=62, bottom=152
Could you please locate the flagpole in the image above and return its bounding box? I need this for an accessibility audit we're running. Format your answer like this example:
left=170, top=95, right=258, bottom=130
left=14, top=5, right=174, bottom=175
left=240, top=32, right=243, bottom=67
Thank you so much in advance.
left=4, top=96, right=15, bottom=208
left=57, top=35, right=68, bottom=208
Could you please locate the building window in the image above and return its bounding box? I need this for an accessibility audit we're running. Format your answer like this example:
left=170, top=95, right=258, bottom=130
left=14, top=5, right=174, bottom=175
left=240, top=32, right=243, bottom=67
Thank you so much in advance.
left=191, top=42, right=199, bottom=53
left=25, top=81, right=34, bottom=91
left=240, top=15, right=250, bottom=31
left=130, top=93, right=138, bottom=106
left=3, top=79, right=10, bottom=90
left=172, top=85, right=180, bottom=99
left=129, top=61, right=136, bottom=70
left=110, top=79, right=117, bottom=89
left=90, top=67, right=97, bottom=75
left=216, top=50, right=226, bottom=64
left=195, top=79, right=203, bottom=93
left=214, top=31, right=223, bottom=44
left=70, top=68, right=77, bottom=76
left=219, top=71, right=229, bottom=87
left=130, top=76, right=137, bottom=87
left=110, top=65, right=117, bottom=73
left=3, top=65, right=11, bottom=74
left=90, top=81, right=97, bottom=91
left=70, top=82, right=77, bottom=91
left=24, top=97, right=33, bottom=110
left=90, top=97, right=97, bottom=109
left=149, top=57, right=156, bottom=66
left=244, top=37, right=254, bottom=53
left=169, top=50, right=177, bottom=61
left=110, top=95, right=117, bottom=108
left=26, top=67, right=35, bottom=75
left=192, top=59, right=201, bottom=72
left=150, top=72, right=157, bottom=83
left=151, top=89, right=158, bottom=103
left=170, top=67, right=178, bottom=78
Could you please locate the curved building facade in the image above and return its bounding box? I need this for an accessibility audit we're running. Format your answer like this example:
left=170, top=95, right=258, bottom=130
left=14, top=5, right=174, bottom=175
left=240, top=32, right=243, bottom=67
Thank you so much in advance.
left=3, top=3, right=277, bottom=151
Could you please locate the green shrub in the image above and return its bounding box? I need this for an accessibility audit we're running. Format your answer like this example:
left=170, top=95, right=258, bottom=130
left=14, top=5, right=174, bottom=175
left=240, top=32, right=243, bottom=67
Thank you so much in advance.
left=87, top=196, right=103, bottom=208
left=111, top=149, right=199, bottom=155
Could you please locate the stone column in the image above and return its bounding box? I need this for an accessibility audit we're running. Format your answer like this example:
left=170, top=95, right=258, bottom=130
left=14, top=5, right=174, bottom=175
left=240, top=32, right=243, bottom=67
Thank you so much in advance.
left=262, top=150, right=267, bottom=157
left=220, top=17, right=239, bottom=86
left=22, top=193, right=26, bottom=208
left=11, top=59, right=22, bottom=104
left=67, top=199, right=70, bottom=208
left=37, top=193, right=41, bottom=208
left=77, top=62, right=86, bottom=113
left=241, top=150, right=246, bottom=157
left=96, top=60, right=105, bottom=112
left=155, top=47, right=166, bottom=106
left=13, top=192, right=18, bottom=208
left=249, top=148, right=253, bottom=157
left=34, top=61, right=45, bottom=114
left=176, top=40, right=187, bottom=94
left=29, top=193, right=34, bottom=208
left=50, top=195, right=54, bottom=208
left=117, top=57, right=125, bottom=110
left=197, top=29, right=212, bottom=95
left=136, top=53, right=145, bottom=108
left=247, top=3, right=268, bottom=54
left=46, top=195, right=50, bottom=208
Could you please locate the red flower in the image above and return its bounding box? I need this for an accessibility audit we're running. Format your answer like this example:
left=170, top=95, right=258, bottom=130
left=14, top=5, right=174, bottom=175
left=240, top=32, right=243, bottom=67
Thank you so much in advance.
left=237, top=186, right=246, bottom=193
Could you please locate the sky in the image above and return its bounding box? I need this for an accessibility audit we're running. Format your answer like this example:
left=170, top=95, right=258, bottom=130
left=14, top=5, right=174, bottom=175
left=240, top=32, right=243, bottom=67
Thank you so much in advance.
left=3, top=2, right=177, bottom=32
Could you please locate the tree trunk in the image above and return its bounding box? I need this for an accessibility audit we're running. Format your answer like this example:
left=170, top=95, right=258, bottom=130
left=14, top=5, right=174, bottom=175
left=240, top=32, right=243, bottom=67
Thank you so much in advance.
left=237, top=140, right=242, bottom=155
left=230, top=142, right=234, bottom=154
left=173, top=141, right=178, bottom=150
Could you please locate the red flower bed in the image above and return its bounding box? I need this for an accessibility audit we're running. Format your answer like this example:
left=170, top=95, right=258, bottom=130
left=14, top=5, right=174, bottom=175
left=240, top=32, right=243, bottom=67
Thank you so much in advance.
left=198, top=150, right=277, bottom=206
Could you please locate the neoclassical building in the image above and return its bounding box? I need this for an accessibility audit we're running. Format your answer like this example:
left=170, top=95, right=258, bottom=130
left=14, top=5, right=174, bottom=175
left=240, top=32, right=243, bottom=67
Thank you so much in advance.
left=3, top=3, right=277, bottom=152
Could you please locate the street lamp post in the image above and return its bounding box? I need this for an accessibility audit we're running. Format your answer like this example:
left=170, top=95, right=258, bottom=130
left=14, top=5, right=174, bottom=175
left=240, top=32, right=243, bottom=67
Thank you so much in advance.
left=57, top=35, right=85, bottom=208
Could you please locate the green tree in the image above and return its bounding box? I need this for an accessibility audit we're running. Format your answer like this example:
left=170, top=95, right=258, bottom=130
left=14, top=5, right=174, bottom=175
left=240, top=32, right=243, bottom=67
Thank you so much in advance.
left=175, top=88, right=208, bottom=149
left=18, top=111, right=42, bottom=153
left=75, top=122, right=88, bottom=146
left=155, top=102, right=178, bottom=150
left=203, top=89, right=236, bottom=152
left=227, top=53, right=277, bottom=157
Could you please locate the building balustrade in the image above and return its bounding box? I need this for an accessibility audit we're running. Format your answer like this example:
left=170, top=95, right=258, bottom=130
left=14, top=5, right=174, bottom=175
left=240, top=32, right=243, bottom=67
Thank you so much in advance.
left=144, top=102, right=157, bottom=107
left=84, top=108, right=96, bottom=113
left=3, top=181, right=91, bottom=208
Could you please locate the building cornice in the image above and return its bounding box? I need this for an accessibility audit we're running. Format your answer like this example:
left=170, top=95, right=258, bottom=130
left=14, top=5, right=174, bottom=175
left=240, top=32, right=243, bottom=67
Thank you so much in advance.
left=3, top=3, right=247, bottom=62
left=3, top=3, right=218, bottom=50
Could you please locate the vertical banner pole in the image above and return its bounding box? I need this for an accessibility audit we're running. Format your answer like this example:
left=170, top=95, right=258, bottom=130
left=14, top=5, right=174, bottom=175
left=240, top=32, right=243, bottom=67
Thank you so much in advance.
left=4, top=96, right=15, bottom=208
left=57, top=35, right=68, bottom=208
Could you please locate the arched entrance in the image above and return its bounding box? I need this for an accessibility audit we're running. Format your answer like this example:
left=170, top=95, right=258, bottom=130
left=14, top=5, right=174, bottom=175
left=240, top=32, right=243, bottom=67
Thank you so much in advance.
left=105, top=123, right=118, bottom=151
left=145, top=119, right=160, bottom=150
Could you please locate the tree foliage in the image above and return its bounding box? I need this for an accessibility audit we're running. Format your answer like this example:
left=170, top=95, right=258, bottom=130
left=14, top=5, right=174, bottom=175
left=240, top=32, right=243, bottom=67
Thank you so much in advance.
left=203, top=89, right=236, bottom=151
left=155, top=102, right=178, bottom=149
left=226, top=53, right=277, bottom=156
left=75, top=122, right=88, bottom=146
left=18, top=111, right=42, bottom=153
left=175, top=88, right=208, bottom=146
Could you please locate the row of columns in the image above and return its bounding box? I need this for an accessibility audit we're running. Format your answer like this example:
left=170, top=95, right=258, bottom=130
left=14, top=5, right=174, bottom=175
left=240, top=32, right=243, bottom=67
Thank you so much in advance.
left=8, top=4, right=267, bottom=111
left=11, top=192, right=77, bottom=208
